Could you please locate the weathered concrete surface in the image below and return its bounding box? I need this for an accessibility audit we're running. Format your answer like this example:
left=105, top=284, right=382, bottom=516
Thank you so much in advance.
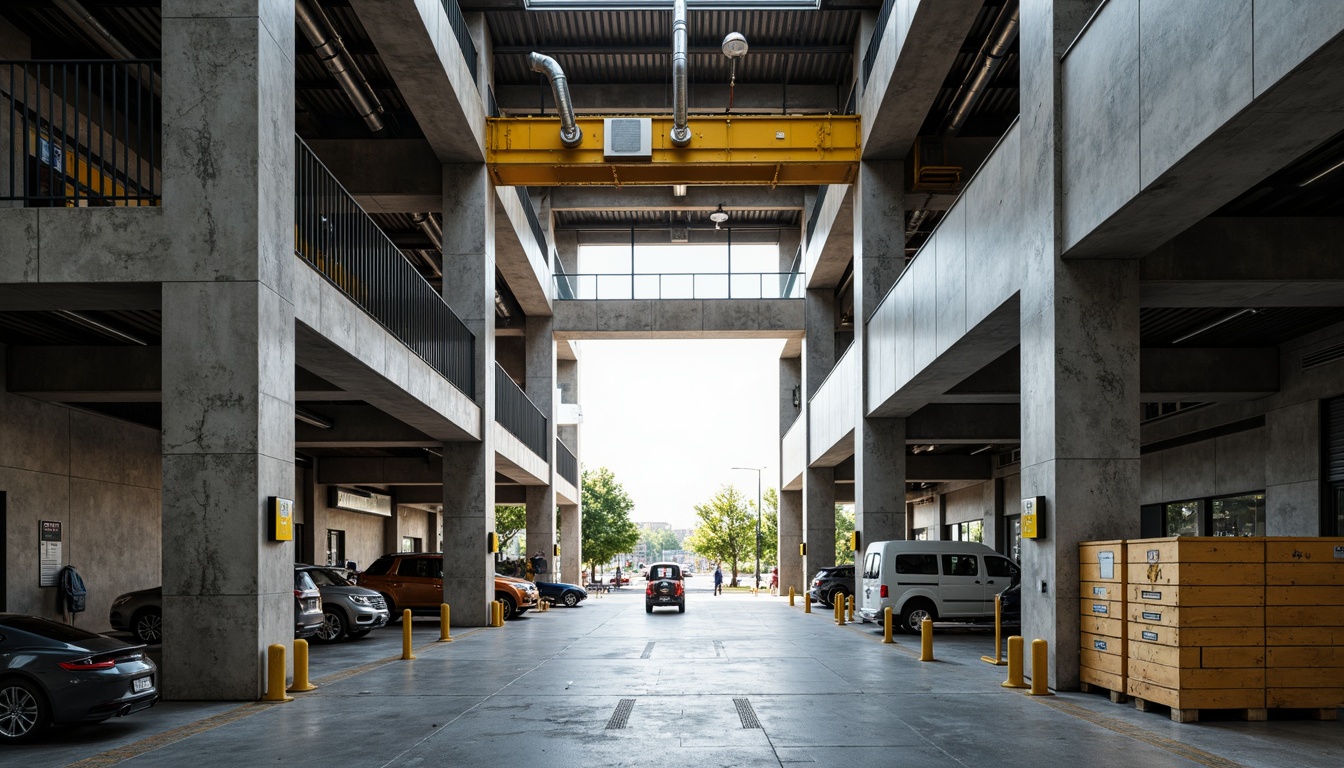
left=554, top=299, right=803, bottom=339
left=495, top=186, right=553, bottom=316
left=305, top=139, right=442, bottom=213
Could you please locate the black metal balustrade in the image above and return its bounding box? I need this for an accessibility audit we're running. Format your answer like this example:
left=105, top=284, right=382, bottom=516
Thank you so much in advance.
left=863, top=0, right=897, bottom=84
left=517, top=186, right=549, bottom=260
left=556, top=438, right=578, bottom=487
left=495, top=363, right=548, bottom=460
left=554, top=272, right=804, bottom=301
left=440, top=0, right=480, bottom=89
left=295, top=137, right=475, bottom=397
left=0, top=60, right=160, bottom=205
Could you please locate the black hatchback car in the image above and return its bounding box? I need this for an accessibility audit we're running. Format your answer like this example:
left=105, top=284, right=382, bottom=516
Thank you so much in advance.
left=0, top=614, right=158, bottom=743
left=809, top=564, right=855, bottom=607
left=645, top=562, right=685, bottom=613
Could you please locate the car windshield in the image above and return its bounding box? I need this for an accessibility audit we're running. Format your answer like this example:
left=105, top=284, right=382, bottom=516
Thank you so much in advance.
left=305, top=568, right=351, bottom=587
left=1, top=615, right=103, bottom=642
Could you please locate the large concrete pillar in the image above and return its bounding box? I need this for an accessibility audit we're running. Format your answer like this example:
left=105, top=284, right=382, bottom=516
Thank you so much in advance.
left=159, top=0, right=295, bottom=700
left=802, top=286, right=837, bottom=581
left=778, top=355, right=804, bottom=595
left=557, top=355, right=583, bottom=583
left=1018, top=0, right=1139, bottom=688
left=1265, top=400, right=1322, bottom=534
left=852, top=160, right=908, bottom=585
left=441, top=164, right=496, bottom=626
left=525, top=314, right=557, bottom=580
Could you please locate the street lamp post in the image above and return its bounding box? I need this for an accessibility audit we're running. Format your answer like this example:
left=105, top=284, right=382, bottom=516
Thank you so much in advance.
left=733, top=466, right=763, bottom=592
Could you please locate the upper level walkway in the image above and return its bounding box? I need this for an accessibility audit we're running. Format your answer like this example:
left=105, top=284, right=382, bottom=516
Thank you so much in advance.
left=17, top=587, right=1340, bottom=767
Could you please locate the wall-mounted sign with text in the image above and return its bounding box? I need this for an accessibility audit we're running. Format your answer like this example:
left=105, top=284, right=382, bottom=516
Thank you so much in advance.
left=39, top=520, right=62, bottom=587
left=328, top=487, right=393, bottom=517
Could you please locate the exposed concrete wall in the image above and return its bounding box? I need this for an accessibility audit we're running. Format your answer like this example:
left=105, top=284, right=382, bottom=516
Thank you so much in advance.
left=808, top=344, right=858, bottom=465
left=944, top=482, right=994, bottom=526
left=324, top=506, right=389, bottom=568
left=554, top=299, right=803, bottom=339
left=1, top=352, right=161, bottom=630
left=1140, top=428, right=1266, bottom=506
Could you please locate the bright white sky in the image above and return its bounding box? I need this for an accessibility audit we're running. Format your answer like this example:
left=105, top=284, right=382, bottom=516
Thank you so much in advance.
left=576, top=243, right=786, bottom=529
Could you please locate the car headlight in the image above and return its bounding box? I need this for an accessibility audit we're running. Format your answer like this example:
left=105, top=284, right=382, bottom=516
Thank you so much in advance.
left=349, top=595, right=373, bottom=606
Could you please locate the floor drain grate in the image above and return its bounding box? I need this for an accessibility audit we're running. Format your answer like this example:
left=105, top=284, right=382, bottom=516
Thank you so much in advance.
left=734, top=698, right=761, bottom=729
left=607, top=699, right=636, bottom=729
left=640, top=642, right=656, bottom=659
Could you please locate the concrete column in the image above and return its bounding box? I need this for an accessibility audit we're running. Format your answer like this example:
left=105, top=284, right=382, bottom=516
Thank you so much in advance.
left=1265, top=400, right=1322, bottom=535
left=300, top=461, right=323, bottom=565
left=778, top=356, right=803, bottom=592
left=441, top=164, right=496, bottom=626
left=159, top=0, right=295, bottom=701
left=557, top=354, right=583, bottom=583
left=1018, top=0, right=1138, bottom=689
left=524, top=314, right=557, bottom=579
left=802, top=284, right=836, bottom=582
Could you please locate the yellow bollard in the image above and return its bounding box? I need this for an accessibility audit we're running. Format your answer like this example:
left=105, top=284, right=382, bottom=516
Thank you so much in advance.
left=883, top=607, right=894, bottom=644
left=804, top=593, right=811, bottom=613
left=847, top=594, right=856, bottom=623
left=288, top=639, right=316, bottom=692
left=492, top=600, right=504, bottom=627
left=438, top=604, right=452, bottom=642
left=1002, top=636, right=1029, bottom=688
left=789, top=586, right=796, bottom=607
left=262, top=644, right=293, bottom=702
left=981, top=594, right=1007, bottom=666
left=1028, top=638, right=1053, bottom=696
left=834, top=595, right=845, bottom=625
left=401, top=609, right=415, bottom=660
left=919, top=618, right=934, bottom=662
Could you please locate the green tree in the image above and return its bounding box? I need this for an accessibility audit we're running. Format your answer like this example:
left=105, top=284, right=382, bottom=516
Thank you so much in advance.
left=581, top=467, right=640, bottom=582
left=640, top=527, right=681, bottom=563
left=757, top=487, right=779, bottom=567
left=495, top=504, right=526, bottom=553
left=835, top=505, right=855, bottom=565
left=685, top=485, right=755, bottom=586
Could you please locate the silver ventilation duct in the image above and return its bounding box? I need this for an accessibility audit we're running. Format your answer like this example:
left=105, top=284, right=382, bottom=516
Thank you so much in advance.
left=939, top=0, right=1019, bottom=137
left=528, top=53, right=583, bottom=148
left=669, top=0, right=691, bottom=147
left=296, top=0, right=385, bottom=133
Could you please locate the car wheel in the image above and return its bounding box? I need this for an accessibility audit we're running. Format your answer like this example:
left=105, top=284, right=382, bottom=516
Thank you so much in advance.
left=316, top=606, right=346, bottom=643
left=132, top=608, right=162, bottom=644
left=0, top=678, right=49, bottom=743
left=645, top=604, right=653, bottom=614
left=900, top=600, right=936, bottom=635
left=562, top=591, right=580, bottom=608
left=381, top=594, right=398, bottom=620
left=678, top=603, right=685, bottom=614
left=497, top=595, right=517, bottom=621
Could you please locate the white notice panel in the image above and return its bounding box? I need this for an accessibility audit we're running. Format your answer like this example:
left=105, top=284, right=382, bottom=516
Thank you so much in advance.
left=39, top=520, right=63, bottom=587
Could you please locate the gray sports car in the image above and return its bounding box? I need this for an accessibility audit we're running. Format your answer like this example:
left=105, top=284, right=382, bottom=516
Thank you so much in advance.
left=0, top=614, right=158, bottom=743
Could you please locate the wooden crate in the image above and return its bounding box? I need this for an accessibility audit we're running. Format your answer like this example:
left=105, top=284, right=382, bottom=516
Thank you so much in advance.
left=1263, top=537, right=1344, bottom=710
left=1079, top=541, right=1126, bottom=696
left=1124, top=537, right=1265, bottom=717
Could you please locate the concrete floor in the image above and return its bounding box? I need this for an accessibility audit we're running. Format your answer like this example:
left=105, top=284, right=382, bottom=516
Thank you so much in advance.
left=14, top=580, right=1344, bottom=767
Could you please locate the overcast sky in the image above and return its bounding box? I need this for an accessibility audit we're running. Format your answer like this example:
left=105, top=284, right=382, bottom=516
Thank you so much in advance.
left=576, top=243, right=786, bottom=529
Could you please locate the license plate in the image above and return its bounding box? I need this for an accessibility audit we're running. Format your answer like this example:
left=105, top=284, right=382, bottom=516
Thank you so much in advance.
left=133, top=677, right=152, bottom=693
left=659, top=596, right=673, bottom=602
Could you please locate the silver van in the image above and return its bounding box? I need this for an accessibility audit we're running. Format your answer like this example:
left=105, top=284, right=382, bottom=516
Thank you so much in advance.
left=858, top=540, right=1019, bottom=633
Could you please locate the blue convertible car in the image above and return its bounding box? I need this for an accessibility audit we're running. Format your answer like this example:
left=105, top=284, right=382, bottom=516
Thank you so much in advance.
left=535, top=581, right=588, bottom=607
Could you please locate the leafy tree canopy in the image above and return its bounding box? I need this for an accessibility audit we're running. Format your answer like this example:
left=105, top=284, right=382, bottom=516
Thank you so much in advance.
left=639, top=527, right=681, bottom=563
left=835, top=505, right=855, bottom=565
left=758, top=487, right=779, bottom=567
left=684, top=484, right=756, bottom=586
left=581, top=467, right=639, bottom=580
left=495, top=504, right=526, bottom=552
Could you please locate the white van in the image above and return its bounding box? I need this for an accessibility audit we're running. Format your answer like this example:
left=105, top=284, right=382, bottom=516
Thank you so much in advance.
left=858, top=540, right=1019, bottom=633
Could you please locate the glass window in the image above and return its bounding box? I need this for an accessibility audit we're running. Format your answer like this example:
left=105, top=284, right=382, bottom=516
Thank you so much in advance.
left=306, top=568, right=351, bottom=587
left=942, top=554, right=979, bottom=577
left=399, top=557, right=441, bottom=578
left=985, top=556, right=1019, bottom=579
left=1211, top=493, right=1265, bottom=537
left=1164, top=500, right=1202, bottom=536
left=650, top=565, right=679, bottom=579
left=948, top=521, right=984, bottom=543
left=863, top=552, right=882, bottom=579
left=912, top=528, right=930, bottom=541
left=894, top=554, right=938, bottom=575
left=1010, top=517, right=1022, bottom=563
left=363, top=556, right=394, bottom=576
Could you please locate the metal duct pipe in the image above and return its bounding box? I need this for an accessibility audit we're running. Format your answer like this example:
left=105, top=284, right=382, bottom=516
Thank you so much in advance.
left=412, top=212, right=443, bottom=251
left=939, top=0, right=1018, bottom=136
left=669, top=0, right=691, bottom=147
left=528, top=53, right=582, bottom=148
left=296, top=0, right=385, bottom=132
left=53, top=0, right=162, bottom=95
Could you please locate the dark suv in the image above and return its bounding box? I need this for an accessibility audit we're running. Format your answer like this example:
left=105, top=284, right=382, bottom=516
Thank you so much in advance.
left=809, top=564, right=855, bottom=608
left=645, top=562, right=685, bottom=613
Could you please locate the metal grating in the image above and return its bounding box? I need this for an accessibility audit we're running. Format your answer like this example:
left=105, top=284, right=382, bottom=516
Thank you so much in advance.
left=606, top=698, right=636, bottom=729
left=1303, top=342, right=1344, bottom=371
left=733, top=698, right=761, bottom=729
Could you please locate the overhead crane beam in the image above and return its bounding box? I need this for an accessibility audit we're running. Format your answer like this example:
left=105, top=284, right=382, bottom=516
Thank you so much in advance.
left=486, top=115, right=861, bottom=187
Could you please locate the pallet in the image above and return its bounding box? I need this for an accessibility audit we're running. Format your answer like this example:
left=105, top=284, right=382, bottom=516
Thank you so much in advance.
left=1079, top=681, right=1127, bottom=704
left=1131, top=696, right=1338, bottom=723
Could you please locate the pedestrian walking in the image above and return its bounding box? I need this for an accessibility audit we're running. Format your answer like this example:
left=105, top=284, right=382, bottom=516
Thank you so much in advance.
left=713, top=563, right=724, bottom=596
left=769, top=567, right=779, bottom=596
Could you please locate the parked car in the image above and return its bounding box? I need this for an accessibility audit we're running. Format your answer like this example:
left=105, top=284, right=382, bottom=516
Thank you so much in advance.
left=0, top=613, right=158, bottom=743
left=109, top=568, right=325, bottom=643
left=534, top=581, right=588, bottom=608
left=297, top=564, right=390, bottom=642
left=808, top=564, right=855, bottom=608
left=998, top=581, right=1021, bottom=625
left=356, top=553, right=539, bottom=620
left=858, top=540, right=1020, bottom=633
left=645, top=562, right=685, bottom=614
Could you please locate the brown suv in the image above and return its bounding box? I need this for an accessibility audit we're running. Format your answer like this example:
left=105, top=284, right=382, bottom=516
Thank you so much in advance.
left=356, top=553, right=539, bottom=620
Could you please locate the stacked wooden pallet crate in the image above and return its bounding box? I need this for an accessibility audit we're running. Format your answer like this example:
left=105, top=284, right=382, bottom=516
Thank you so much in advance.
left=1124, top=538, right=1266, bottom=722
left=1078, top=540, right=1126, bottom=701
left=1265, top=538, right=1344, bottom=712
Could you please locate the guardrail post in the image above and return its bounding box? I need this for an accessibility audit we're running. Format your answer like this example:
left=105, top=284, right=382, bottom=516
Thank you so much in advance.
left=981, top=594, right=1006, bottom=665
left=263, top=644, right=293, bottom=702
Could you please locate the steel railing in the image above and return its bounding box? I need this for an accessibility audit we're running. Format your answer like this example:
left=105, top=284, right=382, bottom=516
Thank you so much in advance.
left=440, top=0, right=480, bottom=90
left=295, top=137, right=475, bottom=397
left=556, top=438, right=578, bottom=487
left=517, top=186, right=549, bottom=261
left=0, top=59, right=159, bottom=205
left=781, top=245, right=803, bottom=300
left=495, top=363, right=548, bottom=460
left=805, top=184, right=829, bottom=246
left=554, top=272, right=804, bottom=301
left=554, top=251, right=577, bottom=300
left=862, top=0, right=897, bottom=85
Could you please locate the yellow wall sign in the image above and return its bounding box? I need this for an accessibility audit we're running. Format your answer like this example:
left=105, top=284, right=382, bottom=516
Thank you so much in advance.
left=269, top=497, right=294, bottom=542
left=1022, top=496, right=1044, bottom=539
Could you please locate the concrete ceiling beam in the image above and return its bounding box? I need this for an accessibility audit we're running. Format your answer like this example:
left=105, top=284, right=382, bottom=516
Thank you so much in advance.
left=905, top=403, right=1020, bottom=444
left=6, top=346, right=160, bottom=402
left=550, top=186, right=805, bottom=212
left=294, top=404, right=440, bottom=448
left=1141, top=348, right=1280, bottom=401
left=906, top=454, right=994, bottom=482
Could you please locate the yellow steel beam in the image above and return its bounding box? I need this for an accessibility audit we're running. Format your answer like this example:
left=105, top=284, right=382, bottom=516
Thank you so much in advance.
left=486, top=115, right=860, bottom=187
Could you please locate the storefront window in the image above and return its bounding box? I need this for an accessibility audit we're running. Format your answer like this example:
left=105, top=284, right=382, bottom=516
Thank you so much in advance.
left=948, top=520, right=984, bottom=543
left=1164, top=500, right=1201, bottom=536
left=1210, top=493, right=1265, bottom=537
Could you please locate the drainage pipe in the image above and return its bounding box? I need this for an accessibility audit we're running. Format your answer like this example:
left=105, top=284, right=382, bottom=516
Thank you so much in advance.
left=296, top=0, right=385, bottom=132
left=53, top=0, right=162, bottom=95
left=669, top=0, right=691, bottom=147
left=528, top=53, right=582, bottom=148
left=939, top=0, right=1019, bottom=137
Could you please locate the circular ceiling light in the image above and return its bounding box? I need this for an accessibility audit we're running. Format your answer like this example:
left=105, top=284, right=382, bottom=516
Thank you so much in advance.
left=721, top=32, right=749, bottom=59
